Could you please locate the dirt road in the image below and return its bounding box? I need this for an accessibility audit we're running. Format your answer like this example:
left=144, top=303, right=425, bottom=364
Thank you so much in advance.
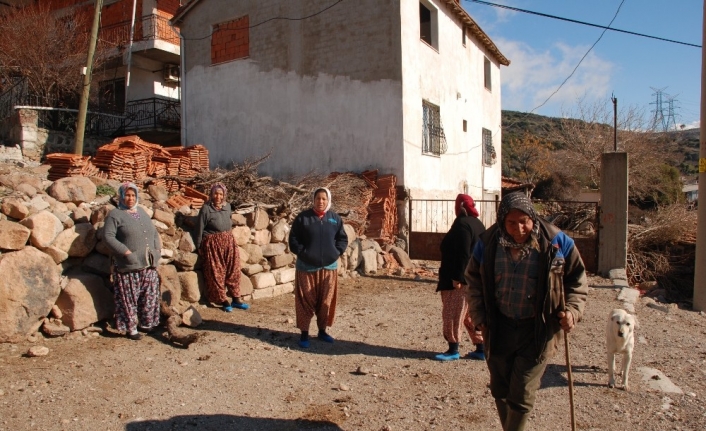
left=1, top=271, right=704, bottom=431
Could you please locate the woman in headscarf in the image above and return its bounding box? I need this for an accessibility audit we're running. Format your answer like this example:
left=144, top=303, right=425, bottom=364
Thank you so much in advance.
left=464, top=192, right=588, bottom=431
left=435, top=193, right=486, bottom=361
left=195, top=182, right=249, bottom=312
left=103, top=182, right=162, bottom=340
left=288, top=187, right=348, bottom=348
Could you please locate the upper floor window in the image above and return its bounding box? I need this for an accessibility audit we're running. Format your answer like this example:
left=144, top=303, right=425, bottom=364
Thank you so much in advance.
left=211, top=16, right=249, bottom=65
left=482, top=128, right=497, bottom=166
left=422, top=100, right=447, bottom=156
left=419, top=1, right=438, bottom=50
left=484, top=57, right=492, bottom=91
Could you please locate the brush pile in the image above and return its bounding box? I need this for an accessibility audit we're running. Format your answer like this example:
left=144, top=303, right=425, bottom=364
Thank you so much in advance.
left=626, top=204, right=696, bottom=301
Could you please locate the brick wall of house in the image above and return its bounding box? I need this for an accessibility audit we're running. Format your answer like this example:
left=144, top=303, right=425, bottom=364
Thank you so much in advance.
left=211, top=16, right=249, bottom=65
left=156, top=0, right=181, bottom=15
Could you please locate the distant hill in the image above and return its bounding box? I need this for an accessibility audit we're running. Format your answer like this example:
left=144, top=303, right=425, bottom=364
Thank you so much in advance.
left=500, top=110, right=699, bottom=177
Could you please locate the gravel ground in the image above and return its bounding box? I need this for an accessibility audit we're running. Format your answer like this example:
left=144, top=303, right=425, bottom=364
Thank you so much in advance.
left=1, top=269, right=705, bottom=431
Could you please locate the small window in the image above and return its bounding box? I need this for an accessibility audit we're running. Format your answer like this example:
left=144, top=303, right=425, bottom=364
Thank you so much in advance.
left=422, top=100, right=447, bottom=156
left=463, top=120, right=467, bottom=132
left=484, top=57, right=492, bottom=91
left=419, top=2, right=438, bottom=49
left=482, top=128, right=497, bottom=165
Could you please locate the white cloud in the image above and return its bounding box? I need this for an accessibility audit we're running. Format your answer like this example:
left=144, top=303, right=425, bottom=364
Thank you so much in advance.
left=497, top=38, right=614, bottom=115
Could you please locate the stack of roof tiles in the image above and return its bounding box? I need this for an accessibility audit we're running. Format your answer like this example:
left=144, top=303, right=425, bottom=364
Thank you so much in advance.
left=362, top=170, right=398, bottom=243
left=44, top=136, right=210, bottom=200
left=45, top=154, right=105, bottom=181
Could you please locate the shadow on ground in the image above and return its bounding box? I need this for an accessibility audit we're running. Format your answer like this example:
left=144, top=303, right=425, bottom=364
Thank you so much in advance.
left=125, top=415, right=342, bottom=431
left=199, top=319, right=431, bottom=359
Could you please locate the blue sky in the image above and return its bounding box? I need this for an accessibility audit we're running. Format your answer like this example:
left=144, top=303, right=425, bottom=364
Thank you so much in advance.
left=462, top=0, right=702, bottom=128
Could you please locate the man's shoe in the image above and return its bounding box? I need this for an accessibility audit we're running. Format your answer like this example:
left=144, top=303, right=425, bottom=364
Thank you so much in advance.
left=435, top=352, right=460, bottom=361
left=126, top=332, right=143, bottom=341
left=232, top=301, right=249, bottom=310
left=298, top=339, right=310, bottom=349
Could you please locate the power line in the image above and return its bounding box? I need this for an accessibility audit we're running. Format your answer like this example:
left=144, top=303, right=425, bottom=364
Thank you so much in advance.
left=465, top=0, right=701, bottom=48
left=179, top=0, right=345, bottom=41
left=529, top=0, right=625, bottom=113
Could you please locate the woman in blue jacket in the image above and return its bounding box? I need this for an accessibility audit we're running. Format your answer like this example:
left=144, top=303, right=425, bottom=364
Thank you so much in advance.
left=288, top=187, right=348, bottom=348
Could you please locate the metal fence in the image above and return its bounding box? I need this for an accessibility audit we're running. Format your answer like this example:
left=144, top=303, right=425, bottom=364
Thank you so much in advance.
left=408, top=198, right=600, bottom=271
left=100, top=14, right=180, bottom=47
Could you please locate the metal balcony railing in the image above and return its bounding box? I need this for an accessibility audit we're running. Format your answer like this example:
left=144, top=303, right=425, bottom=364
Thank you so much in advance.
left=100, top=14, right=180, bottom=48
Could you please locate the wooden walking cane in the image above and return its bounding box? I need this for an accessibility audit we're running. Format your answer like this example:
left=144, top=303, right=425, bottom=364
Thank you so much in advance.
left=551, top=257, right=576, bottom=431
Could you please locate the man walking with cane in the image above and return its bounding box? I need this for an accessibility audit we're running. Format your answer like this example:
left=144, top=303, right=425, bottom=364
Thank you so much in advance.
left=464, top=193, right=588, bottom=430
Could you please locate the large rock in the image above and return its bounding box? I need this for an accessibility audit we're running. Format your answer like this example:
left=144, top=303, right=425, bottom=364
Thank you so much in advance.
left=147, top=184, right=169, bottom=202
left=20, top=210, right=64, bottom=249
left=389, top=246, right=414, bottom=269
left=250, top=272, right=276, bottom=289
left=56, top=273, right=114, bottom=331
left=343, top=223, right=357, bottom=244
left=1, top=197, right=29, bottom=220
left=0, top=172, right=43, bottom=190
left=361, top=249, right=379, bottom=274
left=158, top=264, right=186, bottom=314
left=173, top=251, right=198, bottom=271
left=178, top=271, right=201, bottom=303
left=231, top=213, right=247, bottom=226
left=181, top=306, right=202, bottom=327
left=0, top=220, right=30, bottom=250
left=246, top=208, right=270, bottom=230
left=90, top=205, right=113, bottom=225
left=261, top=242, right=287, bottom=257
left=178, top=231, right=196, bottom=253
left=0, top=247, right=61, bottom=340
left=231, top=226, right=251, bottom=246
left=242, top=264, right=264, bottom=276
left=269, top=253, right=294, bottom=269
left=242, top=243, right=263, bottom=264
left=153, top=209, right=175, bottom=227
left=240, top=272, right=254, bottom=297
left=272, top=267, right=296, bottom=284
left=47, top=177, right=97, bottom=204
left=52, top=223, right=97, bottom=257
left=270, top=219, right=289, bottom=243
left=346, top=239, right=362, bottom=271
left=252, top=229, right=271, bottom=245
left=42, top=245, right=69, bottom=264
left=81, top=253, right=112, bottom=276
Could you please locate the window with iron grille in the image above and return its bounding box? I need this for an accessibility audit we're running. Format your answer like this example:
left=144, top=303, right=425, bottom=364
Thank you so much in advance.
left=422, top=100, right=447, bottom=156
left=482, top=128, right=497, bottom=165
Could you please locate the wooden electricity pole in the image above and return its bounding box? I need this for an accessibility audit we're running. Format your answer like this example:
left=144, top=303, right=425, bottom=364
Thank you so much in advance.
left=694, top=0, right=706, bottom=311
left=73, top=0, right=103, bottom=155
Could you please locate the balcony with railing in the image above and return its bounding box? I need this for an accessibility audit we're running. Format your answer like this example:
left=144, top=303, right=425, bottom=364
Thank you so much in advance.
left=100, top=14, right=180, bottom=62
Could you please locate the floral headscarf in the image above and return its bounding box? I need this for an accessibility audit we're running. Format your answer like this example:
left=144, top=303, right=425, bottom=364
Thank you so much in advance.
left=496, top=192, right=540, bottom=258
left=117, top=182, right=139, bottom=210
left=210, top=182, right=227, bottom=199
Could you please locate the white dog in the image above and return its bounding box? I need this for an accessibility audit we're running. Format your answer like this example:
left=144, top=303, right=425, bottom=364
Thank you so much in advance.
left=606, top=308, right=636, bottom=390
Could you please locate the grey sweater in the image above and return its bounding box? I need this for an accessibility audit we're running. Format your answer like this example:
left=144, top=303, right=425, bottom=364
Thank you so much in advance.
left=103, top=207, right=162, bottom=273
left=194, top=202, right=233, bottom=250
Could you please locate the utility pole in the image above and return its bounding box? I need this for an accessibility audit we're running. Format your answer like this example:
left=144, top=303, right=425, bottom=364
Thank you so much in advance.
left=694, top=0, right=706, bottom=311
left=74, top=0, right=103, bottom=155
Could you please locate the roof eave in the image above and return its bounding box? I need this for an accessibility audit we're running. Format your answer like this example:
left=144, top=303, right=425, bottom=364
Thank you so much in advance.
left=442, top=0, right=510, bottom=66
left=170, top=0, right=203, bottom=27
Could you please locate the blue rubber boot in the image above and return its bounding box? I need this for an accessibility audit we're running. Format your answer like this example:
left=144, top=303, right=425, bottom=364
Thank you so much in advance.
left=318, top=330, right=335, bottom=343
left=435, top=352, right=461, bottom=361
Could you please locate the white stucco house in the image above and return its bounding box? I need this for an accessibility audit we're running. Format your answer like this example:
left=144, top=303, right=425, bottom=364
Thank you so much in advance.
left=172, top=0, right=508, bottom=222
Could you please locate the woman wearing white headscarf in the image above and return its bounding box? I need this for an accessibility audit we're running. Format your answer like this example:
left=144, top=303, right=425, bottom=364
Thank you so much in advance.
left=288, top=187, right=348, bottom=348
left=103, top=182, right=162, bottom=340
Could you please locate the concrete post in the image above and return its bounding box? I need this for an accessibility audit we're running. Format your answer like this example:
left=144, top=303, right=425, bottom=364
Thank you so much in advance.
left=598, top=152, right=628, bottom=276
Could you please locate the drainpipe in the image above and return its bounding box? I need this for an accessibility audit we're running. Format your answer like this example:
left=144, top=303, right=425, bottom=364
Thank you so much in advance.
left=178, top=31, right=186, bottom=147
left=124, top=0, right=138, bottom=110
